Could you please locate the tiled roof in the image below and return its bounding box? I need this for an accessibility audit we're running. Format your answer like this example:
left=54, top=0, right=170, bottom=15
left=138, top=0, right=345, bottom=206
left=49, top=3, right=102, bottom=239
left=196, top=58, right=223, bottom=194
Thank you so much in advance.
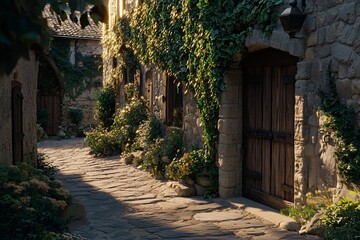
left=43, top=5, right=101, bottom=40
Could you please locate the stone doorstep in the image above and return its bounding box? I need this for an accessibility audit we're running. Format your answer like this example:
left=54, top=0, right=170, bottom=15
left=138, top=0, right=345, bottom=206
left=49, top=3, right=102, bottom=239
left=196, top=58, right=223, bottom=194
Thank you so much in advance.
left=226, top=197, right=300, bottom=232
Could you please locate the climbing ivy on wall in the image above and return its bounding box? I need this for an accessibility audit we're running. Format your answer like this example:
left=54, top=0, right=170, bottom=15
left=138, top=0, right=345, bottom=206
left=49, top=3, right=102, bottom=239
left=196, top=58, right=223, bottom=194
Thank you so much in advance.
left=49, top=38, right=102, bottom=99
left=319, top=70, right=360, bottom=185
left=103, top=0, right=282, bottom=188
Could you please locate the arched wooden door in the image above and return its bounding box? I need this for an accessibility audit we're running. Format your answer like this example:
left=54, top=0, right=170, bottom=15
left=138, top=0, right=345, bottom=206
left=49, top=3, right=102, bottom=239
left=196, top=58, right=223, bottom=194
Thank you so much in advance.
left=242, top=48, right=298, bottom=209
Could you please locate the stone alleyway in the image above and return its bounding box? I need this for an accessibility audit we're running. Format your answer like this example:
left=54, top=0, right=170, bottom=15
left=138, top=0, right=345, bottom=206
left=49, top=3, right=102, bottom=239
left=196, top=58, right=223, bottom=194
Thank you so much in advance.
left=38, top=138, right=319, bottom=240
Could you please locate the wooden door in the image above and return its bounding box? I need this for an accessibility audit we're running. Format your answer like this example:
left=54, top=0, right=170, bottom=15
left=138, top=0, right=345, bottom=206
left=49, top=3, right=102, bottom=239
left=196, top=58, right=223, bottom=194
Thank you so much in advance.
left=166, top=76, right=183, bottom=127
left=243, top=49, right=298, bottom=209
left=12, top=81, right=23, bottom=165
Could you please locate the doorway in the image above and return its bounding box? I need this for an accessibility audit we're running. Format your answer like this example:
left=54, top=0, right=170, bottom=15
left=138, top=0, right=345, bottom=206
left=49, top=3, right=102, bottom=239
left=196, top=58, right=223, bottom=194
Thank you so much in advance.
left=242, top=48, right=298, bottom=209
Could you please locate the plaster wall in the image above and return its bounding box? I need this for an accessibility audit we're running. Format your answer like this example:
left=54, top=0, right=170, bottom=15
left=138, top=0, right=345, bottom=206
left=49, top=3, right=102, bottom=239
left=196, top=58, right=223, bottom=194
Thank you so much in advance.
left=0, top=51, right=38, bottom=164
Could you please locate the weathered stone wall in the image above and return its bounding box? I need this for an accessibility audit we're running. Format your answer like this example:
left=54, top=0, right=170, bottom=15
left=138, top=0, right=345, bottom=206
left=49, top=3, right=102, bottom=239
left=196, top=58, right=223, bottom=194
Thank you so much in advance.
left=61, top=39, right=102, bottom=134
left=219, top=0, right=360, bottom=202
left=183, top=91, right=203, bottom=148
left=0, top=51, right=38, bottom=164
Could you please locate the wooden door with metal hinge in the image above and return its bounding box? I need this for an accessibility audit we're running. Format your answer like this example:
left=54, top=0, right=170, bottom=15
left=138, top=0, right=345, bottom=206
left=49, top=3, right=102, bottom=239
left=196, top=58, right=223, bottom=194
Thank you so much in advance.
left=243, top=48, right=298, bottom=210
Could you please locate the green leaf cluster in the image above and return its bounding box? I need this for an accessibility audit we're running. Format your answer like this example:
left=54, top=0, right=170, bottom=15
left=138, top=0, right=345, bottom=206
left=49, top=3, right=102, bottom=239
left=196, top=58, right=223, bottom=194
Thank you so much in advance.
left=103, top=0, right=282, bottom=190
left=318, top=70, right=360, bottom=184
left=49, top=38, right=102, bottom=100
left=0, top=160, right=72, bottom=240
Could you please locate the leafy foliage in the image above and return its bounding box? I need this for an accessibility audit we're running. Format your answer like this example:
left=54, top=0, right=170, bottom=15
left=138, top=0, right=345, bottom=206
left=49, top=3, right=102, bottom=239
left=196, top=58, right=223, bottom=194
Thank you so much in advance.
left=68, top=108, right=84, bottom=125
left=0, top=0, right=106, bottom=76
left=49, top=38, right=102, bottom=99
left=105, top=0, right=282, bottom=189
left=94, top=87, right=116, bottom=129
left=166, top=149, right=206, bottom=180
left=322, top=198, right=360, bottom=240
left=85, top=83, right=147, bottom=156
left=318, top=70, right=360, bottom=184
left=0, top=159, right=72, bottom=240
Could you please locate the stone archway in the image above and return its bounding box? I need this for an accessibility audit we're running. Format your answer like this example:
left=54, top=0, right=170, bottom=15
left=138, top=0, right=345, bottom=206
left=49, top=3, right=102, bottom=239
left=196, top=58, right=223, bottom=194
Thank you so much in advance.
left=218, top=29, right=306, bottom=207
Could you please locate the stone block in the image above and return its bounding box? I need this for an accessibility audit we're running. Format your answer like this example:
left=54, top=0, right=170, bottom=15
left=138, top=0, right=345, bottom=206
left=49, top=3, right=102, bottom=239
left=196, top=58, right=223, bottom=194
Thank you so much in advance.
left=221, top=83, right=240, bottom=104
left=219, top=169, right=238, bottom=188
left=325, top=7, right=338, bottom=25
left=296, top=62, right=312, bottom=80
left=332, top=43, right=353, bottom=62
left=307, top=31, right=317, bottom=47
left=317, top=27, right=326, bottom=45
left=289, top=38, right=305, bottom=57
left=219, top=133, right=242, bottom=145
left=318, top=45, right=331, bottom=58
left=339, top=2, right=356, bottom=23
left=166, top=182, right=196, bottom=197
left=196, top=176, right=212, bottom=187
left=218, top=143, right=239, bottom=157
left=218, top=155, right=241, bottom=172
left=352, top=80, right=360, bottom=95
left=218, top=119, right=242, bottom=134
left=336, top=78, right=352, bottom=99
left=305, top=47, right=315, bottom=59
left=219, top=186, right=238, bottom=198
left=219, top=104, right=242, bottom=119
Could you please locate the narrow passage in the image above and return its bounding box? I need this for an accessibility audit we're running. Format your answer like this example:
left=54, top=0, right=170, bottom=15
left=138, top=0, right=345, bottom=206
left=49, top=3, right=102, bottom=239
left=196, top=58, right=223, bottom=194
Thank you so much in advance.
left=38, top=138, right=319, bottom=240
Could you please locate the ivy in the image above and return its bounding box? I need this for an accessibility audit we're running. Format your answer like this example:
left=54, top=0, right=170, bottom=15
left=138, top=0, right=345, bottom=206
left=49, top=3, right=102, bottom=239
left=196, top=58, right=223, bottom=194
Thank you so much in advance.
left=104, top=0, right=282, bottom=191
left=49, top=38, right=102, bottom=99
left=318, top=70, right=360, bottom=184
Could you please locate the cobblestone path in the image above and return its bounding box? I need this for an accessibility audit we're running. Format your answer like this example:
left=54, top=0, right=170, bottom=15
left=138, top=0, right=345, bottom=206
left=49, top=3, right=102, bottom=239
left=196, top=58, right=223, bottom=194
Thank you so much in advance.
left=38, top=138, right=319, bottom=240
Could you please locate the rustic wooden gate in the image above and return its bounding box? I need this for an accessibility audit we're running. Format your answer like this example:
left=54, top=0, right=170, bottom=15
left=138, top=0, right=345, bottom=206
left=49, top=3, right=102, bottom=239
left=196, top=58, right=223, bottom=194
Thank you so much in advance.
left=243, top=48, right=298, bottom=209
left=12, top=81, right=23, bottom=165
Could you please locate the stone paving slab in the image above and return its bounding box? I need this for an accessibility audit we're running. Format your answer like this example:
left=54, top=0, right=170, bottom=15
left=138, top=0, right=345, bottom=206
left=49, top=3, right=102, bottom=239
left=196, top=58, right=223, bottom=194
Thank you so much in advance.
left=38, top=138, right=320, bottom=240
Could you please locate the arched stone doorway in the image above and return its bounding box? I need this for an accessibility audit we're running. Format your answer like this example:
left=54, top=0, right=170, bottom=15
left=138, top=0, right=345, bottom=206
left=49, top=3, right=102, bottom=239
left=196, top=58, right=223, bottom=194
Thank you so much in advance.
left=242, top=48, right=298, bottom=209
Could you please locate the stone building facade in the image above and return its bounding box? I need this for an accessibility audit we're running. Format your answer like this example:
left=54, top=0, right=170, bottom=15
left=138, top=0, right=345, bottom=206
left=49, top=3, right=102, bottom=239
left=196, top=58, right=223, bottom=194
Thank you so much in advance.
left=105, top=0, right=204, bottom=147
left=219, top=0, right=360, bottom=207
left=0, top=51, right=39, bottom=165
left=42, top=8, right=102, bottom=136
left=106, top=0, right=360, bottom=208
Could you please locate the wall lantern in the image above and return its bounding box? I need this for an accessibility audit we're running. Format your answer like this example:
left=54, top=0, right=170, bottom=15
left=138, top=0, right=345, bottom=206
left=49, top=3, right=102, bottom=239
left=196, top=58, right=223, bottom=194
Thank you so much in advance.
left=280, top=0, right=306, bottom=38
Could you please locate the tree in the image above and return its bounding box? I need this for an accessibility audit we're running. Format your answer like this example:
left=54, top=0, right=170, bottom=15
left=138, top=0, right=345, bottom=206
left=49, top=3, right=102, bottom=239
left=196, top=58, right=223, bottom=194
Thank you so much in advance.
left=0, top=0, right=106, bottom=75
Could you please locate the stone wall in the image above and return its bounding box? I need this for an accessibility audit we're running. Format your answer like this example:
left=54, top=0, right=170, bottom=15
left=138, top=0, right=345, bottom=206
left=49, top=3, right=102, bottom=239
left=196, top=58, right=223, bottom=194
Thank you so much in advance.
left=219, top=0, right=360, bottom=202
left=0, top=51, right=38, bottom=164
left=61, top=39, right=102, bottom=135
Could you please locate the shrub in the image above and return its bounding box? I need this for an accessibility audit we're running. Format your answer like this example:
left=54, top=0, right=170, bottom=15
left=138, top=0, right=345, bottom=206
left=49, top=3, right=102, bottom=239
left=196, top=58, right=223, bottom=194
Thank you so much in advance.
left=94, top=87, right=116, bottom=129
left=131, top=114, right=164, bottom=151
left=0, top=161, right=72, bottom=240
left=162, top=127, right=184, bottom=162
left=142, top=128, right=184, bottom=177
left=84, top=126, right=122, bottom=156
left=166, top=149, right=206, bottom=180
left=281, top=189, right=334, bottom=225
left=68, top=108, right=83, bottom=125
left=112, top=96, right=147, bottom=146
left=322, top=198, right=360, bottom=240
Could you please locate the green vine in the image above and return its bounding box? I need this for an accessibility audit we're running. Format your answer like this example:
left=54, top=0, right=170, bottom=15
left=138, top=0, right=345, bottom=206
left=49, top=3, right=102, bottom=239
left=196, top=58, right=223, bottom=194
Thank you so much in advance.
left=318, top=70, right=360, bottom=185
left=49, top=38, right=102, bottom=99
left=104, top=0, right=282, bottom=190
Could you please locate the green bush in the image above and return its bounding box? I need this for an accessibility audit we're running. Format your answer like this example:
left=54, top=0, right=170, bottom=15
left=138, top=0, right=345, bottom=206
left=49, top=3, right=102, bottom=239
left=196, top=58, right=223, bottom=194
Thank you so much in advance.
left=68, top=108, right=83, bottom=125
left=142, top=128, right=184, bottom=177
left=0, top=162, right=72, bottom=240
left=84, top=126, right=122, bottom=156
left=322, top=198, right=360, bottom=240
left=94, top=87, right=116, bottom=129
left=166, top=149, right=206, bottom=180
left=131, top=114, right=164, bottom=151
left=162, top=127, right=184, bottom=162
